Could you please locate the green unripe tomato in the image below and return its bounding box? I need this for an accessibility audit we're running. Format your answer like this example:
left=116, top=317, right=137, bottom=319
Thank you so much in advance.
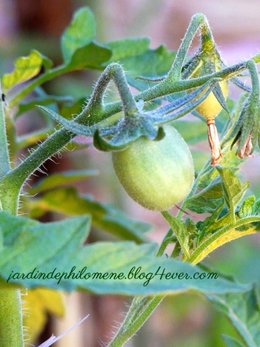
left=112, top=126, right=194, bottom=211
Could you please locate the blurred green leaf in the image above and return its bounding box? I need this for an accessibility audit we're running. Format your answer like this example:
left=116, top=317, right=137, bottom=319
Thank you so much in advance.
left=67, top=41, right=111, bottom=70
left=18, top=94, right=74, bottom=115
left=61, top=7, right=96, bottom=63
left=27, top=187, right=150, bottom=243
left=107, top=38, right=150, bottom=61
left=2, top=50, right=48, bottom=91
left=222, top=335, right=245, bottom=347
left=173, top=120, right=207, bottom=144
left=210, top=287, right=260, bottom=347
left=40, top=53, right=53, bottom=70
left=29, top=170, right=98, bottom=194
left=60, top=97, right=86, bottom=119
left=60, top=7, right=111, bottom=69
left=16, top=128, right=54, bottom=150
left=127, top=45, right=176, bottom=77
left=0, top=212, right=249, bottom=295
left=206, top=238, right=260, bottom=285
left=191, top=150, right=209, bottom=171
left=107, top=42, right=175, bottom=90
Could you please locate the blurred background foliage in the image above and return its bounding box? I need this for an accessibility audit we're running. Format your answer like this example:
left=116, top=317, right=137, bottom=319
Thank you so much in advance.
left=0, top=0, right=259, bottom=346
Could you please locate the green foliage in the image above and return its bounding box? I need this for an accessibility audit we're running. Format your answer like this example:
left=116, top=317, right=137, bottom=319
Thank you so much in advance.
left=0, top=5, right=259, bottom=347
left=210, top=287, right=260, bottom=347
left=27, top=187, right=150, bottom=243
left=0, top=212, right=249, bottom=295
left=2, top=50, right=51, bottom=92
left=173, top=120, right=207, bottom=144
left=223, top=335, right=246, bottom=347
left=66, top=42, right=111, bottom=70
left=61, top=7, right=111, bottom=69
left=29, top=169, right=98, bottom=194
left=61, top=7, right=96, bottom=63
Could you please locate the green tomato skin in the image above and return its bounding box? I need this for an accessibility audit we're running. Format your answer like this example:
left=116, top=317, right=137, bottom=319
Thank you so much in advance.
left=112, top=126, right=194, bottom=211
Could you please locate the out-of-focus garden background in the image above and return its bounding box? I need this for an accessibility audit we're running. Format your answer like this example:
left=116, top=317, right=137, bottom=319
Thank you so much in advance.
left=0, top=1, right=259, bottom=346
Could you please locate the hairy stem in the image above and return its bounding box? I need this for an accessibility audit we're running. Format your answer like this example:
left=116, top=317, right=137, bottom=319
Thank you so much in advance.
left=88, top=63, right=138, bottom=116
left=107, top=228, right=174, bottom=347
left=167, top=13, right=206, bottom=81
left=247, top=60, right=260, bottom=97
left=0, top=83, right=11, bottom=177
left=0, top=289, right=23, bottom=347
left=108, top=296, right=163, bottom=347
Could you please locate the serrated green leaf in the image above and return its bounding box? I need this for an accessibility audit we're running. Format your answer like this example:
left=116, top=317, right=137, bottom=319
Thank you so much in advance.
left=29, top=170, right=98, bottom=194
left=189, top=216, right=259, bottom=264
left=238, top=196, right=256, bottom=218
left=197, top=149, right=241, bottom=191
left=0, top=212, right=249, bottom=295
left=217, top=167, right=249, bottom=220
left=222, top=335, right=246, bottom=347
left=185, top=177, right=224, bottom=214
left=61, top=7, right=96, bottom=63
left=210, top=287, right=260, bottom=347
left=253, top=199, right=260, bottom=214
left=162, top=211, right=190, bottom=258
left=2, top=50, right=44, bottom=91
left=27, top=187, right=150, bottom=243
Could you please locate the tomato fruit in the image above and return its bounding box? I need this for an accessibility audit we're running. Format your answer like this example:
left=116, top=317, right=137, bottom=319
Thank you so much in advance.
left=112, top=126, right=194, bottom=211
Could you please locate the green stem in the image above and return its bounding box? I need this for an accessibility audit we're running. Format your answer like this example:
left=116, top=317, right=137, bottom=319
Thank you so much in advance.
left=108, top=296, right=163, bottom=347
left=108, top=229, right=173, bottom=346
left=167, top=13, right=206, bottom=81
left=246, top=60, right=260, bottom=97
left=0, top=289, right=23, bottom=347
left=103, top=61, right=246, bottom=120
left=89, top=63, right=138, bottom=116
left=0, top=82, right=11, bottom=177
left=156, top=229, right=174, bottom=256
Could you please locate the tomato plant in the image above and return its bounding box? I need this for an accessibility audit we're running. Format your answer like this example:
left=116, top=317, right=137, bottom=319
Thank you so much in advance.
left=0, top=6, right=259, bottom=347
